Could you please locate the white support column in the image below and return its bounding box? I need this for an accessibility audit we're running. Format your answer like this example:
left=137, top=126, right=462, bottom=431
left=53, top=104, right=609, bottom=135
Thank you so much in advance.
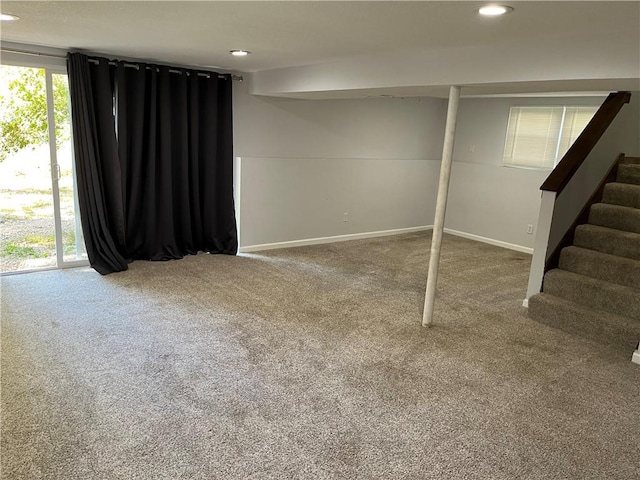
left=422, top=85, right=461, bottom=327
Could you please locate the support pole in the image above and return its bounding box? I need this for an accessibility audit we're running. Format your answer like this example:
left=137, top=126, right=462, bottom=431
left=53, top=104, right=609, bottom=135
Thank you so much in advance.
left=422, top=85, right=461, bottom=327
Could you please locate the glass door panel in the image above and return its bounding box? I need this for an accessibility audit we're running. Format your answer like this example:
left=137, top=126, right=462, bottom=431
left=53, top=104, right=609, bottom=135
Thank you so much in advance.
left=0, top=65, right=58, bottom=272
left=0, top=64, right=87, bottom=273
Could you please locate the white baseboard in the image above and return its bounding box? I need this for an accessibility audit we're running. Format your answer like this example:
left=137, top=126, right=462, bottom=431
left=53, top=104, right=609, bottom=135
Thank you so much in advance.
left=522, top=298, right=529, bottom=308
left=239, top=226, right=433, bottom=253
left=443, top=228, right=533, bottom=254
left=240, top=226, right=535, bottom=255
left=632, top=348, right=640, bottom=365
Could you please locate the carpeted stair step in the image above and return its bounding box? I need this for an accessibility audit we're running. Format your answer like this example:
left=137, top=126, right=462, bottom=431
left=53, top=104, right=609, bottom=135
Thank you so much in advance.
left=543, top=269, right=640, bottom=319
left=588, top=203, right=640, bottom=234
left=617, top=164, right=640, bottom=185
left=528, top=293, right=640, bottom=350
left=559, top=246, right=640, bottom=289
left=574, top=224, right=640, bottom=261
left=602, top=182, right=640, bottom=208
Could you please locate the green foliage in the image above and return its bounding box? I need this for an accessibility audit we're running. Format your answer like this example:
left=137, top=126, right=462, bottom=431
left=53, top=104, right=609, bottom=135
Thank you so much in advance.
left=0, top=231, right=77, bottom=261
left=2, top=242, right=49, bottom=259
left=24, top=234, right=55, bottom=246
left=1, top=234, right=56, bottom=260
left=0, top=67, right=71, bottom=161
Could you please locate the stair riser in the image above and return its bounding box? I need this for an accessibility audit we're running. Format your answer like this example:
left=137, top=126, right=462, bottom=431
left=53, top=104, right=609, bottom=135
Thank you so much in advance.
left=544, top=271, right=640, bottom=319
left=574, top=226, right=640, bottom=261
left=528, top=294, right=640, bottom=351
left=589, top=204, right=640, bottom=234
left=559, top=247, right=640, bottom=290
left=617, top=164, right=640, bottom=185
left=602, top=183, right=640, bottom=208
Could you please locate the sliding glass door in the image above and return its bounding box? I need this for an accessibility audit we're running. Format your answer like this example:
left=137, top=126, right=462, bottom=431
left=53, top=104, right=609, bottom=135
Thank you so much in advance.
left=0, top=63, right=87, bottom=273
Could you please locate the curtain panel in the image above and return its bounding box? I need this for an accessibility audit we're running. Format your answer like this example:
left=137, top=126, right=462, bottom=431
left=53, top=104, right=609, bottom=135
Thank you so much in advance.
left=67, top=53, right=237, bottom=274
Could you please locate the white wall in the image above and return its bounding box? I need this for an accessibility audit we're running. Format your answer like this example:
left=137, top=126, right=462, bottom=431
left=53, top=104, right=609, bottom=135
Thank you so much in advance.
left=233, top=81, right=447, bottom=248
left=448, top=96, right=605, bottom=250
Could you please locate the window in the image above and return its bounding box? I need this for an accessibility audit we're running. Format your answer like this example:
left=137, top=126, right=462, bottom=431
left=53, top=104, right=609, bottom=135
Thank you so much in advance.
left=503, top=105, right=599, bottom=169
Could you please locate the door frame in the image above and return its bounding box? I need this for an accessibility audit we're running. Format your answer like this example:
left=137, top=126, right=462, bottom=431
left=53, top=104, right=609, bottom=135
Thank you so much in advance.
left=1, top=47, right=89, bottom=273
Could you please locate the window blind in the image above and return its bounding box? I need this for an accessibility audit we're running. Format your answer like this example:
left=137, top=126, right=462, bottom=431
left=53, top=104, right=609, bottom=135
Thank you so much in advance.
left=557, top=106, right=599, bottom=156
left=503, top=105, right=599, bottom=169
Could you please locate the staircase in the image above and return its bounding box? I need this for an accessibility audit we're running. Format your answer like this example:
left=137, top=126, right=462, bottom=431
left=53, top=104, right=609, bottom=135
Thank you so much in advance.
left=529, top=158, right=640, bottom=350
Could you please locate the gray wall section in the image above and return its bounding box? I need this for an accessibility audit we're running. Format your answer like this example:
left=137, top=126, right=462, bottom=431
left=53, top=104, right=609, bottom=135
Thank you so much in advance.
left=233, top=81, right=447, bottom=247
left=240, top=157, right=441, bottom=246
left=233, top=81, right=612, bottom=250
left=448, top=96, right=606, bottom=249
left=548, top=91, right=640, bottom=256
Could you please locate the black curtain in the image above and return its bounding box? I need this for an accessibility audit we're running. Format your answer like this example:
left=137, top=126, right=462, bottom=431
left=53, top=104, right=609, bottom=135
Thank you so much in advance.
left=67, top=53, right=237, bottom=274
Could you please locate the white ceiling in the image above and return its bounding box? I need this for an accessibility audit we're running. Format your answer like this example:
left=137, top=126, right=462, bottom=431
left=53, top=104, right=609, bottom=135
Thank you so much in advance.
left=1, top=1, right=639, bottom=98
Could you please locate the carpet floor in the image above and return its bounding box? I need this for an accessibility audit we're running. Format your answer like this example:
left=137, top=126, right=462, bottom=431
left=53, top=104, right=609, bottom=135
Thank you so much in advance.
left=1, top=232, right=639, bottom=479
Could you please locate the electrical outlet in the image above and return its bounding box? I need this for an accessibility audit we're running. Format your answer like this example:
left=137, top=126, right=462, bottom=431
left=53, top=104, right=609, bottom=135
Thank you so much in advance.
left=343, top=213, right=348, bottom=222
left=527, top=224, right=534, bottom=234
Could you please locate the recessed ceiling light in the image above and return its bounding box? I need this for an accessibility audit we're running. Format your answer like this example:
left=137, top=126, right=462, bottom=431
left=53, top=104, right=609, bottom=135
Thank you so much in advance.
left=478, top=5, right=513, bottom=16
left=0, top=13, right=19, bottom=21
left=229, top=50, right=251, bottom=57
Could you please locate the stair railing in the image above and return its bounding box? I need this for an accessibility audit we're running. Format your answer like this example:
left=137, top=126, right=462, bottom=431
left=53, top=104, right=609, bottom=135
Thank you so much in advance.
left=524, top=91, right=632, bottom=304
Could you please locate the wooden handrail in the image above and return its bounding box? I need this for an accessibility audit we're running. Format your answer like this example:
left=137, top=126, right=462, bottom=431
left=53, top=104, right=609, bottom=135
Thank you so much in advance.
left=541, top=91, right=631, bottom=193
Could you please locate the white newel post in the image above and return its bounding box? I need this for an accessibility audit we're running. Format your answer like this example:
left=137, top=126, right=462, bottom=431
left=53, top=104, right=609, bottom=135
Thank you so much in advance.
left=422, top=85, right=461, bottom=327
left=234, top=157, right=242, bottom=248
left=632, top=343, right=640, bottom=365
left=524, top=190, right=557, bottom=306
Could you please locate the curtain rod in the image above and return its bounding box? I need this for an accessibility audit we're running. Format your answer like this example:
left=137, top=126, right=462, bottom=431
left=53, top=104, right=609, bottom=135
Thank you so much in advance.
left=87, top=58, right=228, bottom=79
left=0, top=47, right=243, bottom=82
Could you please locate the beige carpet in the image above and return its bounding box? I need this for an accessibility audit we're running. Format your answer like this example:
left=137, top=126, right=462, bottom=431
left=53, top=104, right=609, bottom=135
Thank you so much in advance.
left=1, top=232, right=639, bottom=479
